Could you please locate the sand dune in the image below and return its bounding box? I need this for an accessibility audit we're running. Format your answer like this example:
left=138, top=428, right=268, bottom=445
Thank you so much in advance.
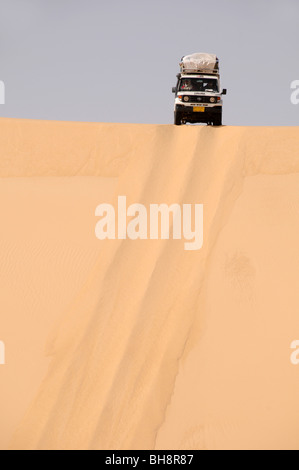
left=0, top=118, right=299, bottom=450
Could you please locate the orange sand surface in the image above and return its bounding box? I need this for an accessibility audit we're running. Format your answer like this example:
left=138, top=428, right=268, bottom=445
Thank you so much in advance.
left=0, top=118, right=299, bottom=450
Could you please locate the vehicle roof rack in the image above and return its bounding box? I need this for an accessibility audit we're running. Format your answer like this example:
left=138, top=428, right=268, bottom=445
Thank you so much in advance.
left=180, top=71, right=220, bottom=76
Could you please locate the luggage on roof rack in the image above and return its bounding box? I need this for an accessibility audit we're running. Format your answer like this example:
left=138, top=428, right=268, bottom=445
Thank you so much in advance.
left=180, top=53, right=219, bottom=74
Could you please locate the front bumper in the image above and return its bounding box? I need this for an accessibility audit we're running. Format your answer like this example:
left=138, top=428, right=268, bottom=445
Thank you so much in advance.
left=175, top=104, right=222, bottom=123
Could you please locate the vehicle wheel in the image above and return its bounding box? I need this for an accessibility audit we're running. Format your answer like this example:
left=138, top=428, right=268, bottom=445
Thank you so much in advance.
left=174, top=111, right=182, bottom=126
left=213, top=114, right=222, bottom=126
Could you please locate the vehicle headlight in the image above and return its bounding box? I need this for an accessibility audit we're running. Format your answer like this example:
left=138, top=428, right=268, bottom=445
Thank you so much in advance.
left=183, top=96, right=189, bottom=102
left=210, top=97, right=216, bottom=103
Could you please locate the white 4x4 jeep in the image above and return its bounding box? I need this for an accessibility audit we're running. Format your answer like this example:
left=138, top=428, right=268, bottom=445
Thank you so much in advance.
left=172, top=53, right=227, bottom=126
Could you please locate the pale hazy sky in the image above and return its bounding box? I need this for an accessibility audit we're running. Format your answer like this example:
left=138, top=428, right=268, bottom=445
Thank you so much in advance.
left=0, top=0, right=298, bottom=125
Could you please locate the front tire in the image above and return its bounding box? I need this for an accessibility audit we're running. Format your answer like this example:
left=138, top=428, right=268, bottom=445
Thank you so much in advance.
left=213, top=113, right=222, bottom=126
left=174, top=111, right=182, bottom=126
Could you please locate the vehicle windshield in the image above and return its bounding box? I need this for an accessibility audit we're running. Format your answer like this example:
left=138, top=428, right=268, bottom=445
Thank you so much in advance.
left=179, top=78, right=219, bottom=92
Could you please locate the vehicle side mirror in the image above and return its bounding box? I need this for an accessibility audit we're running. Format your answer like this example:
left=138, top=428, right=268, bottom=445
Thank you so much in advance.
left=172, top=87, right=176, bottom=93
left=222, top=89, right=227, bottom=95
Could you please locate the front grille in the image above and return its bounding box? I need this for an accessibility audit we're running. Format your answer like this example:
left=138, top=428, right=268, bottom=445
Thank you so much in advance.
left=185, top=95, right=215, bottom=104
